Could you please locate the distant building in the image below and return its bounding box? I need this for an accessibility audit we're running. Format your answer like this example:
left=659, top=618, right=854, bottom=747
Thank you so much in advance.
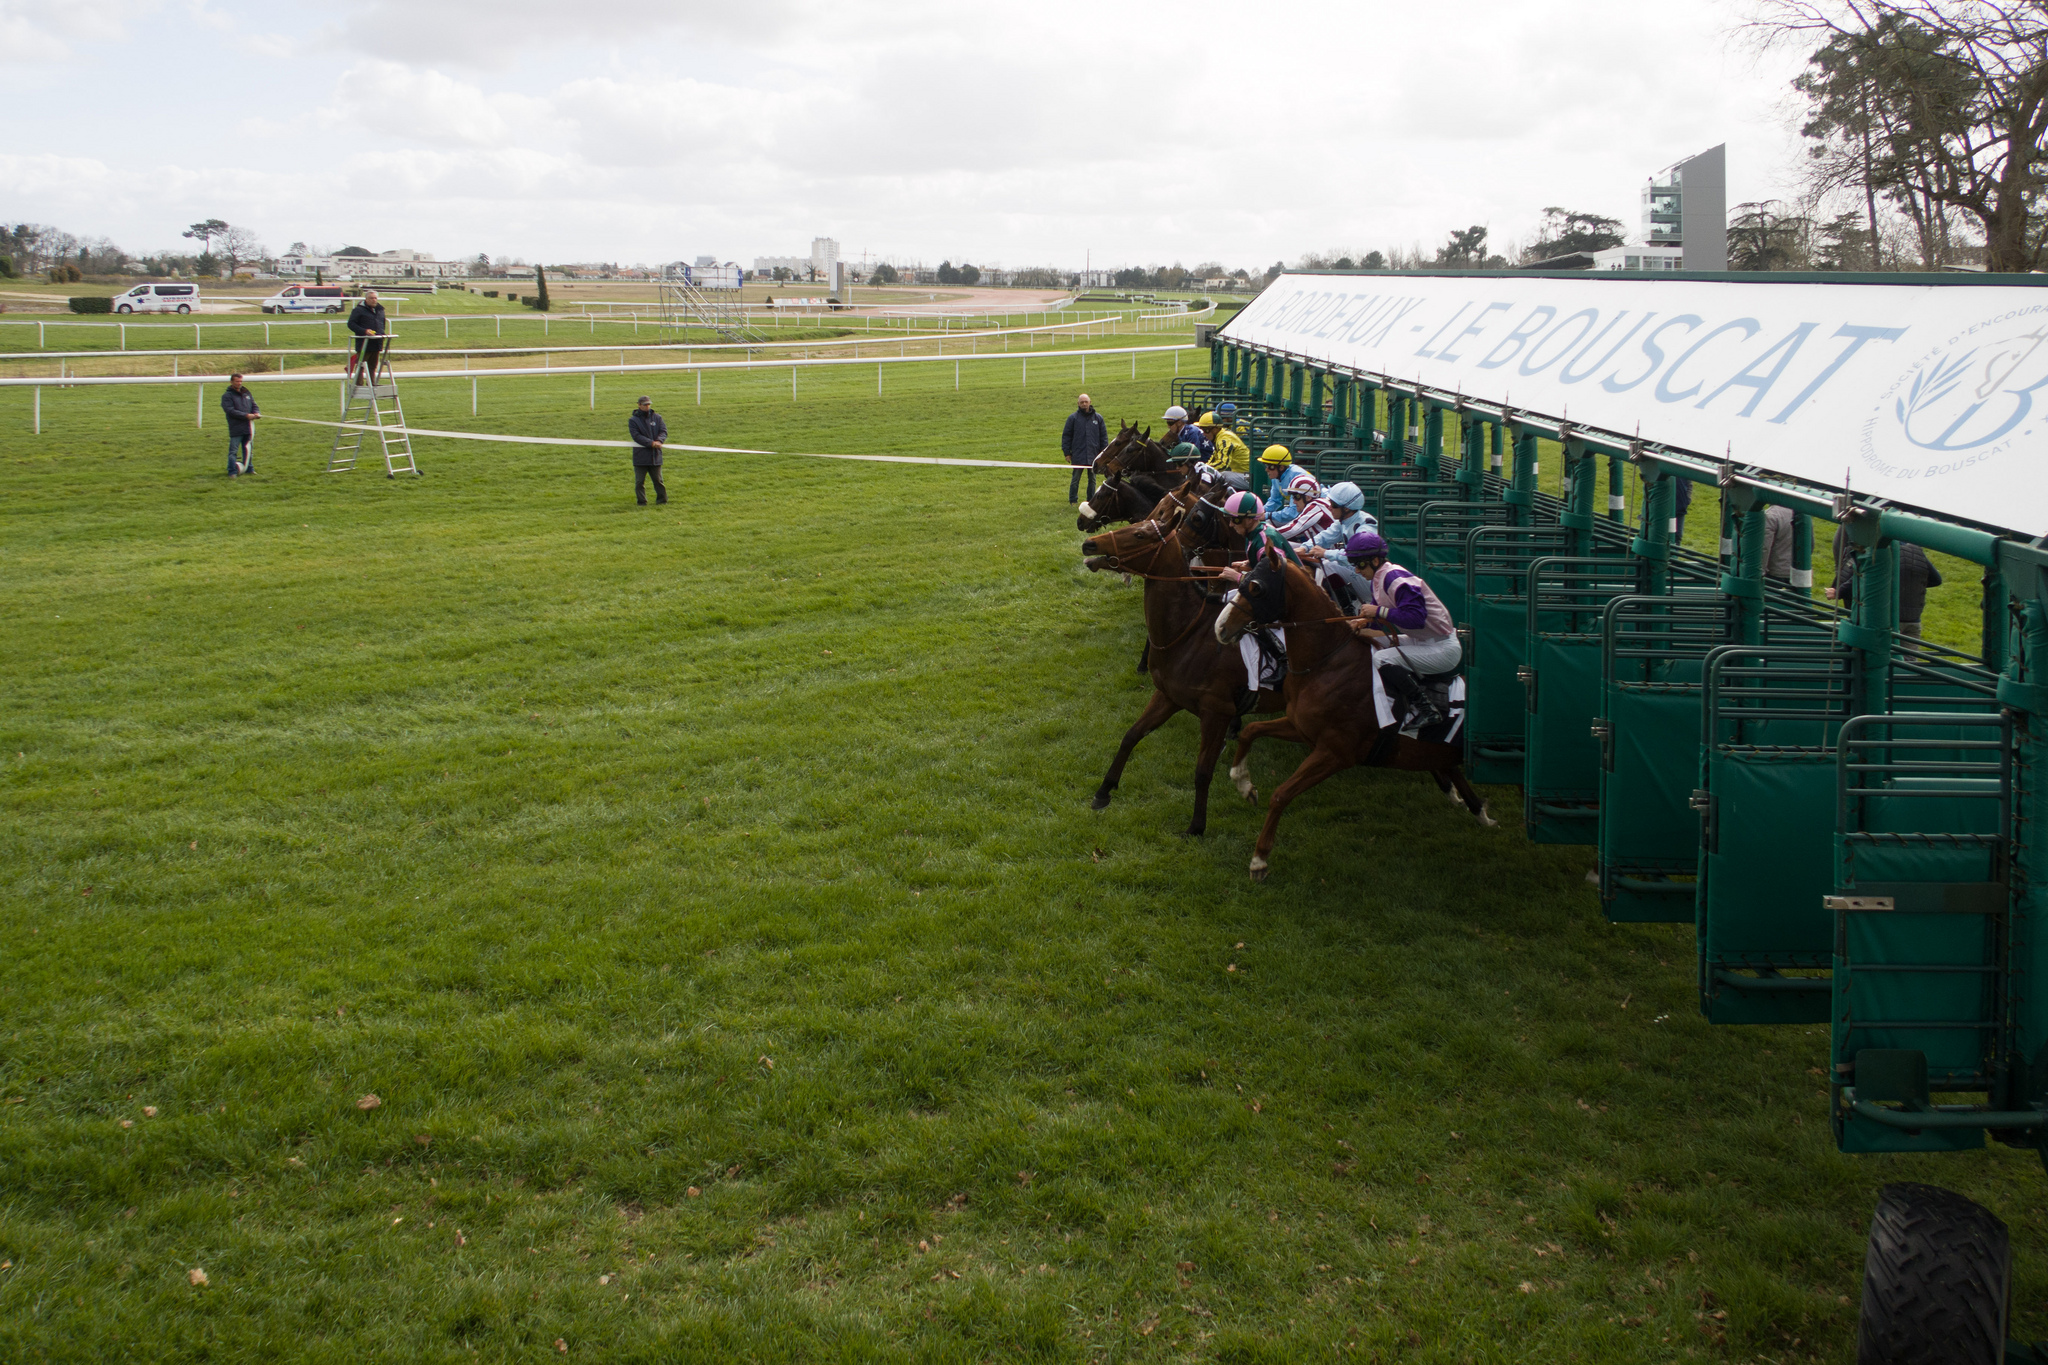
left=1641, top=144, right=1727, bottom=271
left=752, top=237, right=840, bottom=283
left=276, top=249, right=467, bottom=279
left=1588, top=244, right=1686, bottom=272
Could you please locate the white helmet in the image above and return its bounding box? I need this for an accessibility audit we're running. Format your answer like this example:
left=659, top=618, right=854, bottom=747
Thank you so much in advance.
left=1286, top=472, right=1321, bottom=498
left=1161, top=405, right=1188, bottom=421
left=1326, top=481, right=1365, bottom=513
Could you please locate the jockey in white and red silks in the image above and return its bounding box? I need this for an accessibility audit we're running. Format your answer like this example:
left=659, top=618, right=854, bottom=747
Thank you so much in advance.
left=1277, top=472, right=1339, bottom=546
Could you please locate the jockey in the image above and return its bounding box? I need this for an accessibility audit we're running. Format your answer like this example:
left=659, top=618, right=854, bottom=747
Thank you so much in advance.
left=1277, top=472, right=1338, bottom=545
left=1258, top=445, right=1312, bottom=526
left=1215, top=490, right=1299, bottom=581
left=1341, top=531, right=1460, bottom=728
left=1294, top=482, right=1378, bottom=559
left=1161, top=405, right=1211, bottom=461
left=1200, top=411, right=1250, bottom=473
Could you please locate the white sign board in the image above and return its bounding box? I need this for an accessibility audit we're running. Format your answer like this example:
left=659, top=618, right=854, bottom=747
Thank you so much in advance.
left=1223, top=272, right=2048, bottom=535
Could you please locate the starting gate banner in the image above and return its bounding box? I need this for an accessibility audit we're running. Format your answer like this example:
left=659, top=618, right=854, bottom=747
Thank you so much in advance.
left=1223, top=272, right=2048, bottom=536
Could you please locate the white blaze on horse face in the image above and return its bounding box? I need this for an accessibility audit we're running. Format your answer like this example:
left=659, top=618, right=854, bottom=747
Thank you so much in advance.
left=1077, top=500, right=1095, bottom=521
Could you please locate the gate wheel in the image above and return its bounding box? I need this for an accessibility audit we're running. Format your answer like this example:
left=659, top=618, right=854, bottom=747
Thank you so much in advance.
left=1857, top=1182, right=2009, bottom=1364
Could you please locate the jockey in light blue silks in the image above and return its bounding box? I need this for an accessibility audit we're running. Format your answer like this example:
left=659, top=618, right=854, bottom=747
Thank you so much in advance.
left=1257, top=445, right=1313, bottom=527
left=1293, top=481, right=1379, bottom=562
left=1339, top=531, right=1461, bottom=729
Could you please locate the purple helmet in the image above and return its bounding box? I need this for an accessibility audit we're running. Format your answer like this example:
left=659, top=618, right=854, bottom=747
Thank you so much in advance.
left=1222, top=490, right=1264, bottom=519
left=1344, top=531, right=1390, bottom=562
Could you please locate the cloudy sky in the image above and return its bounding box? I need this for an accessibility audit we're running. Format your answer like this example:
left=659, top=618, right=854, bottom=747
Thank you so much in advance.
left=2, top=0, right=1814, bottom=271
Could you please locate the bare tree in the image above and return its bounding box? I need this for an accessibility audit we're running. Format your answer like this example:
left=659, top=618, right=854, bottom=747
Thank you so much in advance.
left=1754, top=0, right=2047, bottom=272
left=218, top=224, right=264, bottom=274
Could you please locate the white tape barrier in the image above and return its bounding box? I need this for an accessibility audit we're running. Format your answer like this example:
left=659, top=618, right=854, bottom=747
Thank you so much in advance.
left=269, top=415, right=1071, bottom=469
left=0, top=342, right=1200, bottom=388
left=0, top=309, right=1198, bottom=365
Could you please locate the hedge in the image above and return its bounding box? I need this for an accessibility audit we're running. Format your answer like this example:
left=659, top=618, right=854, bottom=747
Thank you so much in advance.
left=68, top=296, right=113, bottom=314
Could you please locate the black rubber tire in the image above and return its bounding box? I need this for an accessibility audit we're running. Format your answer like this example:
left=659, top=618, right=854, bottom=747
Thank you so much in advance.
left=1857, top=1182, right=2009, bottom=1365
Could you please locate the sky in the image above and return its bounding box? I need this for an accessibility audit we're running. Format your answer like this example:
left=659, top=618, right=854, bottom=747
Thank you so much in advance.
left=0, top=0, right=1817, bottom=271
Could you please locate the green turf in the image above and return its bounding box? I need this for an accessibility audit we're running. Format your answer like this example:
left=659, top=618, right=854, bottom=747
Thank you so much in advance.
left=0, top=355, right=2036, bottom=1363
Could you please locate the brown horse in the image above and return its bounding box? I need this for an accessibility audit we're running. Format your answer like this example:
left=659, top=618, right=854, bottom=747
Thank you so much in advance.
left=1079, top=509, right=1282, bottom=836
left=1214, top=551, right=1493, bottom=880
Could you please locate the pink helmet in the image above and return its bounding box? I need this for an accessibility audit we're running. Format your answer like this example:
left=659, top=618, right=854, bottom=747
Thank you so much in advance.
left=1222, top=491, right=1264, bottom=519
left=1286, top=472, right=1320, bottom=498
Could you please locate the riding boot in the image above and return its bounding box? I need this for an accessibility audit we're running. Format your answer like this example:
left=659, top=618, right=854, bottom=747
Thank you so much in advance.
left=1378, top=662, right=1448, bottom=731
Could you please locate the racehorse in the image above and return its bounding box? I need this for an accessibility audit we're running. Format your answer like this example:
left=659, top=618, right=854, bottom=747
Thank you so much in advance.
left=1079, top=507, right=1283, bottom=837
left=1214, top=549, right=1493, bottom=880
left=1077, top=468, right=1176, bottom=533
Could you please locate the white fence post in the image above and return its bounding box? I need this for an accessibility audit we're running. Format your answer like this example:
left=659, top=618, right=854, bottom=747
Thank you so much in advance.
left=196, top=383, right=204, bottom=429
left=589, top=372, right=595, bottom=408
left=33, top=387, right=39, bottom=434
left=472, top=378, right=477, bottom=415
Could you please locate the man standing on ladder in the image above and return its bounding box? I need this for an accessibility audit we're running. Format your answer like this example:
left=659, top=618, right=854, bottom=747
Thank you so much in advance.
left=629, top=395, right=668, bottom=506
left=346, top=289, right=388, bottom=382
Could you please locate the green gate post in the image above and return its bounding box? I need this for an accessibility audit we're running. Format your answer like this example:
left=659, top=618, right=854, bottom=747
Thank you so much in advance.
left=1455, top=412, right=1484, bottom=493
left=1607, top=455, right=1627, bottom=523
left=2004, top=590, right=2048, bottom=1129
left=1490, top=421, right=1505, bottom=480
left=1420, top=404, right=1444, bottom=481
left=1308, top=367, right=1326, bottom=435
left=1252, top=352, right=1268, bottom=405
left=1389, top=390, right=1408, bottom=459
left=1840, top=521, right=1899, bottom=718
left=1981, top=563, right=2010, bottom=674
left=1722, top=487, right=1766, bottom=646
left=1209, top=338, right=1224, bottom=384
left=1504, top=426, right=1538, bottom=527
left=1330, top=375, right=1351, bottom=446
left=1285, top=361, right=1305, bottom=419
left=1632, top=465, right=1675, bottom=597
left=1792, top=512, right=1815, bottom=595
left=1559, top=438, right=1594, bottom=557
left=1358, top=380, right=1381, bottom=452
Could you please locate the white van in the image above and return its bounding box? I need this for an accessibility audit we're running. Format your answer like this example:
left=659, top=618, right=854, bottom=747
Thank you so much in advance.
left=112, top=283, right=201, bottom=315
left=261, top=284, right=348, bottom=315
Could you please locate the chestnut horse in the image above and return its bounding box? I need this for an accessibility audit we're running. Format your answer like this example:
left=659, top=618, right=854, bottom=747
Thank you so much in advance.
left=1080, top=507, right=1282, bottom=836
left=1214, top=551, right=1493, bottom=880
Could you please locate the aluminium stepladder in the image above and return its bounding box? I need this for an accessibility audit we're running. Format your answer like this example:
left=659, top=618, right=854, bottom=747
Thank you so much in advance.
left=326, top=349, right=419, bottom=477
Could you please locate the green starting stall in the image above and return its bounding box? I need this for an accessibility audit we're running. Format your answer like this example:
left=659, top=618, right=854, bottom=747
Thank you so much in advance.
left=1211, top=267, right=2048, bottom=1362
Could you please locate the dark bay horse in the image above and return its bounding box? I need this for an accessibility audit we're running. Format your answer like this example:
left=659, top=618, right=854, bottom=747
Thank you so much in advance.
left=1214, top=551, right=1493, bottom=880
left=1079, top=508, right=1283, bottom=836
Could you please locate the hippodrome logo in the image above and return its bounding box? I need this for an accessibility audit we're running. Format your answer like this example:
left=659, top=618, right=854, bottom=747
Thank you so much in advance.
left=1859, top=303, right=2048, bottom=485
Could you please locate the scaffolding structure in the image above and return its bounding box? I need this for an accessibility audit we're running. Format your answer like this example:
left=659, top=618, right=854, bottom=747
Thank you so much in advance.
left=658, top=265, right=768, bottom=343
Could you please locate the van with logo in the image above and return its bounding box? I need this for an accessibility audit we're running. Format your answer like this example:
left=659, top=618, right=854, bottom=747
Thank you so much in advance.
left=112, top=283, right=201, bottom=315
left=260, top=284, right=348, bottom=315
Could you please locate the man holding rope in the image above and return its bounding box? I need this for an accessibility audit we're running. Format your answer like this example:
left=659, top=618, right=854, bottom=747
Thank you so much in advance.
left=346, top=290, right=388, bottom=383
left=220, top=372, right=260, bottom=476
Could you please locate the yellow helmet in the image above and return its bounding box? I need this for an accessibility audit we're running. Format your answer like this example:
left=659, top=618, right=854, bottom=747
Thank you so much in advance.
left=1259, top=444, right=1292, bottom=465
left=1194, top=412, right=1218, bottom=428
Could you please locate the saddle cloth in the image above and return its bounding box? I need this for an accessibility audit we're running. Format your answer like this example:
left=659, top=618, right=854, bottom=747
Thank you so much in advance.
left=1371, top=666, right=1467, bottom=744
left=1237, top=629, right=1286, bottom=694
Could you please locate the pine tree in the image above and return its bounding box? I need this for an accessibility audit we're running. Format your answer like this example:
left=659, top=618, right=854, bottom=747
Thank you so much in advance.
left=533, top=264, right=551, bottom=312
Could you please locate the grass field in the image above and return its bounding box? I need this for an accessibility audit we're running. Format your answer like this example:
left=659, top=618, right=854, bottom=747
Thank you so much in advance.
left=1, top=354, right=2038, bottom=1364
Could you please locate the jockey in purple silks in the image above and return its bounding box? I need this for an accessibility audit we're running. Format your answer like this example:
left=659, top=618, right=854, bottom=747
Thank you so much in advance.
left=1340, top=531, right=1461, bottom=728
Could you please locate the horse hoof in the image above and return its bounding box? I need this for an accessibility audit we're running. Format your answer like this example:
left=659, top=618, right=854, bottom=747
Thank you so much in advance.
left=1183, top=826, right=1205, bottom=839
left=1091, top=793, right=1113, bottom=811
left=1477, top=803, right=1499, bottom=828
left=1230, top=763, right=1256, bottom=800
left=1249, top=855, right=1269, bottom=882
left=1445, top=785, right=1465, bottom=805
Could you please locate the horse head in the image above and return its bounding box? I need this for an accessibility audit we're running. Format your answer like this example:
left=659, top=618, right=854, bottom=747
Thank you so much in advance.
left=1214, top=548, right=1292, bottom=644
left=1080, top=516, right=1184, bottom=576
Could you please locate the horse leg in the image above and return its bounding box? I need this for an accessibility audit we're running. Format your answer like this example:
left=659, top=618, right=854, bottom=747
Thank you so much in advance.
left=1248, top=744, right=1353, bottom=882
left=1447, top=766, right=1498, bottom=827
left=1093, top=690, right=1179, bottom=810
left=1186, top=710, right=1232, bottom=837
left=1432, top=769, right=1465, bottom=806
left=1228, top=715, right=1305, bottom=802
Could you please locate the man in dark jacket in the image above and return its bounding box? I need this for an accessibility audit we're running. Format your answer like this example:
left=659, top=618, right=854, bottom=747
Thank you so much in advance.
left=628, top=395, right=667, bottom=505
left=1062, top=393, right=1107, bottom=503
left=220, top=372, right=260, bottom=476
left=1828, top=525, right=1944, bottom=639
left=346, top=290, right=388, bottom=382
